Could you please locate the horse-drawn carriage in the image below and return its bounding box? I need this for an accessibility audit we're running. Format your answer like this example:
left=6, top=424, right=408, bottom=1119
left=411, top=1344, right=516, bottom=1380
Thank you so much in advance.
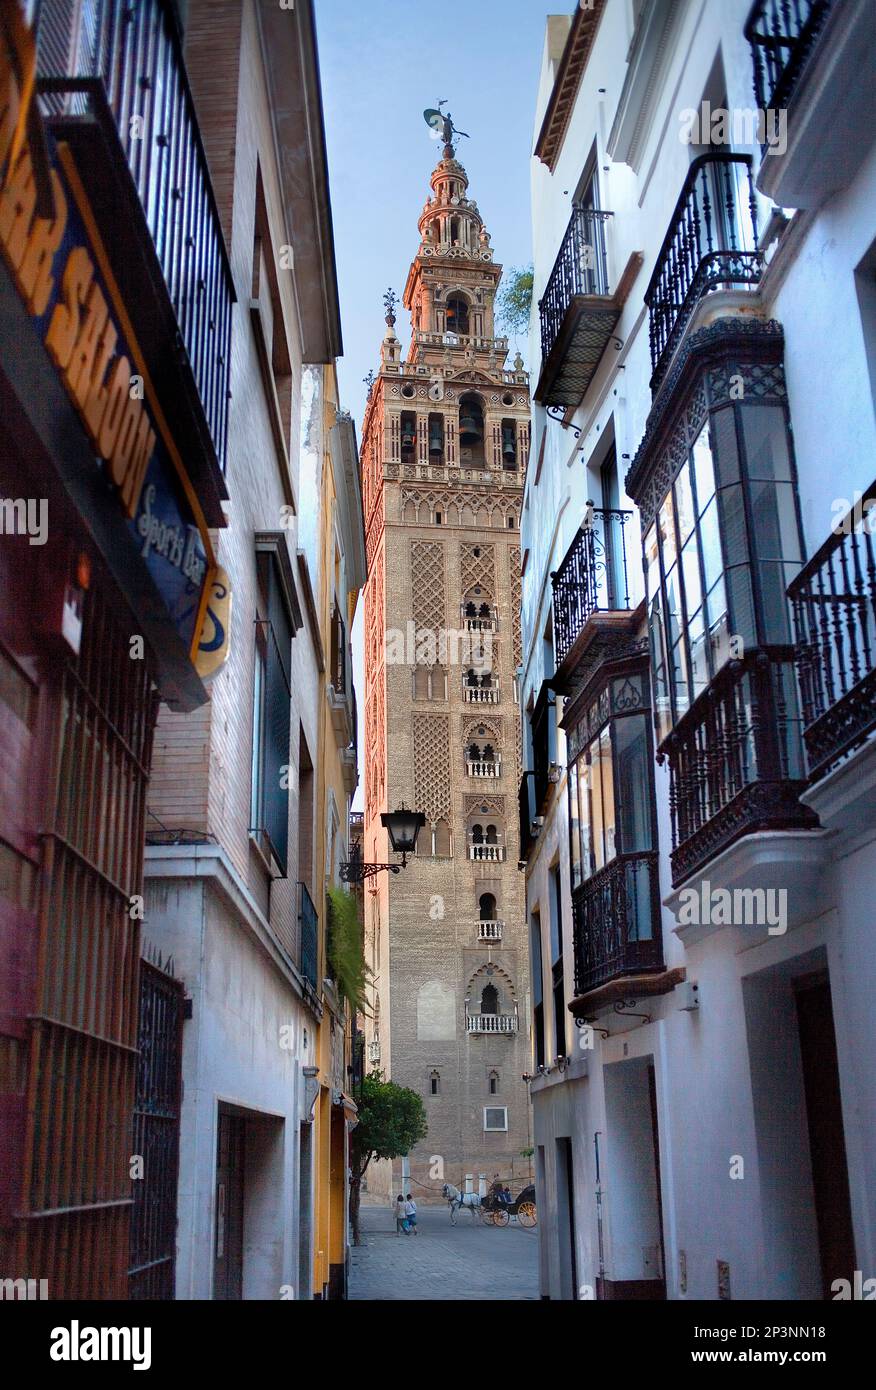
left=441, top=1181, right=537, bottom=1228
left=481, top=1183, right=537, bottom=1229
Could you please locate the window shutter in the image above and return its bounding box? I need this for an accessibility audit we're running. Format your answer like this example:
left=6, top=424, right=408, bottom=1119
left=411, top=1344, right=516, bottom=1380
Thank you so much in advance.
left=263, top=557, right=292, bottom=874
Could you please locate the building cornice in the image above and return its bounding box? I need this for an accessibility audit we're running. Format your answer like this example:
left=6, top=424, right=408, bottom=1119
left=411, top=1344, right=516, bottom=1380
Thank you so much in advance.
left=534, top=0, right=608, bottom=171
left=144, top=842, right=323, bottom=1018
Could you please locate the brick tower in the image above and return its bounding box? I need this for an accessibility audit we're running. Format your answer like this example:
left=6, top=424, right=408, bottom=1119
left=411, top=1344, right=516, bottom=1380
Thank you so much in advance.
left=360, top=128, right=532, bottom=1201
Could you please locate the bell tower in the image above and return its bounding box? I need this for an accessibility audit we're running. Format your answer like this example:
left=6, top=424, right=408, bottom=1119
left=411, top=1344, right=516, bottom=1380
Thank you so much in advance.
left=359, top=128, right=533, bottom=1201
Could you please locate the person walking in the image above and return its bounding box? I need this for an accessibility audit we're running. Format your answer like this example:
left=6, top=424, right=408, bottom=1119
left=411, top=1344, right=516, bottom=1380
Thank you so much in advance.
left=395, top=1194, right=410, bottom=1235
left=405, top=1193, right=418, bottom=1234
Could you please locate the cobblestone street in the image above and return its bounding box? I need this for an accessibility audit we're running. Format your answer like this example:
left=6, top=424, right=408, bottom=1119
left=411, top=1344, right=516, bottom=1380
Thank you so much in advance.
left=349, top=1204, right=539, bottom=1301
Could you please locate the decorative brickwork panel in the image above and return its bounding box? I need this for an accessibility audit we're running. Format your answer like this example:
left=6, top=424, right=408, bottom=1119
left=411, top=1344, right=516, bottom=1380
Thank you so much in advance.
left=461, top=542, right=496, bottom=600
left=509, top=545, right=522, bottom=669
left=464, top=794, right=505, bottom=818
left=410, top=542, right=446, bottom=631
left=413, top=716, right=451, bottom=823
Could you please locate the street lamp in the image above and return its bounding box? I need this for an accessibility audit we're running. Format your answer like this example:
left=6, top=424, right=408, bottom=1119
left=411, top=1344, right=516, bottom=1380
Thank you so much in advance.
left=340, top=803, right=426, bottom=883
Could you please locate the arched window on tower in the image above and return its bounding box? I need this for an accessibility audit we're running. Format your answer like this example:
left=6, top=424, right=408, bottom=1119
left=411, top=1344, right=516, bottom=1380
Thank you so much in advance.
left=430, top=1069, right=440, bottom=1095
left=400, top=411, right=416, bottom=461
left=489, top=1070, right=499, bottom=1095
left=481, top=983, right=499, bottom=1015
left=446, top=294, right=469, bottom=335
left=458, top=393, right=485, bottom=466
left=479, top=892, right=497, bottom=921
left=471, top=823, right=484, bottom=845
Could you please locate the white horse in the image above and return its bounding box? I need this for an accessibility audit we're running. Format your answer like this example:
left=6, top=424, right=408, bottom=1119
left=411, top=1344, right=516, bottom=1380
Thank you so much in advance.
left=442, top=1182, right=482, bottom=1224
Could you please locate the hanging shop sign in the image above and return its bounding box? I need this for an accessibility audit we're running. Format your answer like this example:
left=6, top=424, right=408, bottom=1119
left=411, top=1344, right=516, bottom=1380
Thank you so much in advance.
left=0, top=23, right=228, bottom=667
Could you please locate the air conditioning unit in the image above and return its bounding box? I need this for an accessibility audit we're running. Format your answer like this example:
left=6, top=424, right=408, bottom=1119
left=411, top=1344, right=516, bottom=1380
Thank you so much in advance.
left=530, top=816, right=544, bottom=836
left=548, top=762, right=561, bottom=783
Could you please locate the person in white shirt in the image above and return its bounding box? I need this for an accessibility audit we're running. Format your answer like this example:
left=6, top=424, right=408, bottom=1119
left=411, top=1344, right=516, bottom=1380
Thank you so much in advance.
left=404, top=1194, right=418, bottom=1234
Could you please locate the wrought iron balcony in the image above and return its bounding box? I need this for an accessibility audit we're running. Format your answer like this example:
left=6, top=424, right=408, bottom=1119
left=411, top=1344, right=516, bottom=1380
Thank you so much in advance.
left=572, top=852, right=663, bottom=998
left=36, top=0, right=234, bottom=476
left=662, top=650, right=817, bottom=886
left=789, top=486, right=876, bottom=782
left=551, top=510, right=633, bottom=670
left=645, top=153, right=762, bottom=393
left=536, top=206, right=636, bottom=409
left=298, top=883, right=319, bottom=992
left=745, top=0, right=835, bottom=120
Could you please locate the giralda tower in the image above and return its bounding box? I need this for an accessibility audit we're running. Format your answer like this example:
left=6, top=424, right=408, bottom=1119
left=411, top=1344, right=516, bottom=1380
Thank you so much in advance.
left=359, top=121, right=533, bottom=1198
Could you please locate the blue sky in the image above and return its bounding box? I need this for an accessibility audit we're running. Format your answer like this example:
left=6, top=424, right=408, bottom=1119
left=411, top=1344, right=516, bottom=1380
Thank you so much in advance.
left=315, top=0, right=551, bottom=426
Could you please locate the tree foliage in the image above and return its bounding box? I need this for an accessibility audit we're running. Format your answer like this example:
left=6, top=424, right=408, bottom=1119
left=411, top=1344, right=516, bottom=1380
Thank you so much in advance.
left=349, top=1070, right=428, bottom=1244
left=352, top=1071, right=428, bottom=1168
left=326, top=886, right=371, bottom=1015
left=496, top=264, right=534, bottom=337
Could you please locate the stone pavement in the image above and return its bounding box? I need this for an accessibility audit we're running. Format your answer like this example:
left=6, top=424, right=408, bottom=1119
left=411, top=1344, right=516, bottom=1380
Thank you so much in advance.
left=349, top=1202, right=539, bottom=1301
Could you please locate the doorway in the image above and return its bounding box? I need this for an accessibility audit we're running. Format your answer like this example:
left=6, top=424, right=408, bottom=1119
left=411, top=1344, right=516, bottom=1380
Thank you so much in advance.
left=794, top=972, right=856, bottom=1298
left=555, top=1138, right=579, bottom=1299
left=601, top=1056, right=666, bottom=1299
left=214, top=1108, right=245, bottom=1300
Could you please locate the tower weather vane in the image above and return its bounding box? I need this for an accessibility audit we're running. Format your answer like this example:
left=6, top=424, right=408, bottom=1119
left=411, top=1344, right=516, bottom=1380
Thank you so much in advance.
left=423, top=100, right=469, bottom=157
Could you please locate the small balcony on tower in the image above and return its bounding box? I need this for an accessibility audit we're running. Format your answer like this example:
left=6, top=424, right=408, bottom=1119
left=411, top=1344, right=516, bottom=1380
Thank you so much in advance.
left=468, top=822, right=506, bottom=862
left=535, top=206, right=642, bottom=410
left=551, top=508, right=635, bottom=690
left=745, top=0, right=876, bottom=210
left=645, top=153, right=763, bottom=394
left=461, top=601, right=498, bottom=633
left=463, top=670, right=500, bottom=704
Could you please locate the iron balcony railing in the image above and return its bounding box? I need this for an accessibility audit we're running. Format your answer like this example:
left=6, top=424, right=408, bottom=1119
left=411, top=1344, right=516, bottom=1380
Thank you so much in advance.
left=551, top=509, right=632, bottom=668
left=789, top=486, right=876, bottom=781
left=745, top=0, right=835, bottom=118
left=36, top=0, right=234, bottom=469
left=645, top=153, right=762, bottom=392
left=298, top=883, right=319, bottom=991
left=663, top=649, right=815, bottom=885
left=572, top=851, right=663, bottom=997
left=539, top=206, right=613, bottom=365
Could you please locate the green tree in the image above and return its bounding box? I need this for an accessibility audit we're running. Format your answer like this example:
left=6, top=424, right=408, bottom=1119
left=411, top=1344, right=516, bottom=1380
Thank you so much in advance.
left=326, top=885, right=371, bottom=1014
left=496, top=264, right=534, bottom=338
left=350, top=1071, right=428, bottom=1245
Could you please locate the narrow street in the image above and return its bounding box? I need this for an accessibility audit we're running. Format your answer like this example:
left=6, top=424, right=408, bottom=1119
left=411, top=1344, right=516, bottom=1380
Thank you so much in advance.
left=350, top=1205, right=539, bottom=1301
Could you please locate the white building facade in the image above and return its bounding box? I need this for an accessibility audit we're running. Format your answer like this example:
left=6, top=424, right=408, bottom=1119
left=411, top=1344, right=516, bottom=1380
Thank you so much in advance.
left=520, top=0, right=876, bottom=1300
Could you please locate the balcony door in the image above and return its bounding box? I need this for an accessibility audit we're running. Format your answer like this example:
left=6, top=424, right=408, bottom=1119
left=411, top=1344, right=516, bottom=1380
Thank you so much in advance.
left=572, top=154, right=607, bottom=296
left=600, top=447, right=623, bottom=611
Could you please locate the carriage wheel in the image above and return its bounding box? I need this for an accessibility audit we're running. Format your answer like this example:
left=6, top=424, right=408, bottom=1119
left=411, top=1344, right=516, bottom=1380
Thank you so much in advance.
left=493, top=1207, right=510, bottom=1227
left=482, top=1208, right=495, bottom=1226
left=517, top=1201, right=537, bottom=1228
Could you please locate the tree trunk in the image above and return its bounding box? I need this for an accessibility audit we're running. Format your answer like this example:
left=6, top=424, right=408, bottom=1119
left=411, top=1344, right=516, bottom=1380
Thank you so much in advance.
left=350, top=1175, right=362, bottom=1246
